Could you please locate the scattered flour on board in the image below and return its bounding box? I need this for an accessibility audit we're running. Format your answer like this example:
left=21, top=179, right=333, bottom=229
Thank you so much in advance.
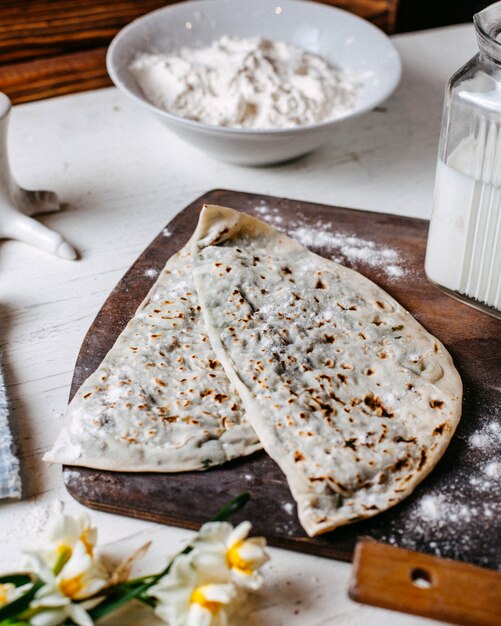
left=282, top=502, right=294, bottom=515
left=253, top=203, right=408, bottom=280
left=469, top=421, right=500, bottom=450
left=378, top=413, right=500, bottom=566
left=484, top=461, right=501, bottom=480
left=418, top=494, right=446, bottom=522
left=417, top=494, right=477, bottom=526
left=162, top=227, right=172, bottom=237
left=144, top=268, right=159, bottom=278
left=254, top=203, right=285, bottom=227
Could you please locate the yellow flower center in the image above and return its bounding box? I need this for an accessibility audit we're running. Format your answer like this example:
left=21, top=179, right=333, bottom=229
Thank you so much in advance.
left=59, top=573, right=84, bottom=599
left=0, top=584, right=10, bottom=606
left=190, top=586, right=222, bottom=614
left=227, top=541, right=253, bottom=575
left=80, top=530, right=94, bottom=557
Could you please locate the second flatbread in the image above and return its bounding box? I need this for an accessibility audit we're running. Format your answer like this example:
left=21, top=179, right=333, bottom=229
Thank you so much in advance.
left=193, top=205, right=462, bottom=536
left=45, top=239, right=261, bottom=472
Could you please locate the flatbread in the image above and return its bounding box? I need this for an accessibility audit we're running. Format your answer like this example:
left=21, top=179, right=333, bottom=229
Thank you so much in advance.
left=192, top=205, right=462, bottom=536
left=44, top=239, right=261, bottom=471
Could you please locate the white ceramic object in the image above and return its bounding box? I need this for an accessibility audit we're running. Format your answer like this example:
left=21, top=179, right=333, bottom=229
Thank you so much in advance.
left=0, top=93, right=76, bottom=260
left=107, top=0, right=401, bottom=165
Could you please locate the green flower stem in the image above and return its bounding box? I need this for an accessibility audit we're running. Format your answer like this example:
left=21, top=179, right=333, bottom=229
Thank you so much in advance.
left=53, top=549, right=71, bottom=576
left=135, top=594, right=156, bottom=608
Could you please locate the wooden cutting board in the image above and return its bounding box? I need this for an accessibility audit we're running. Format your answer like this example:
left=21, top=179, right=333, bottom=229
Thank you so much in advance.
left=63, top=189, right=501, bottom=570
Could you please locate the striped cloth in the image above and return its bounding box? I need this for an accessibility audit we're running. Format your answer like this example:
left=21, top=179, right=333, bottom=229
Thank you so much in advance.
left=0, top=362, right=21, bottom=499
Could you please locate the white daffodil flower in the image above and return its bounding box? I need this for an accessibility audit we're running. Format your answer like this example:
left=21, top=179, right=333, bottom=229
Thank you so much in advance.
left=48, top=513, right=97, bottom=569
left=25, top=513, right=98, bottom=575
left=49, top=513, right=97, bottom=555
left=32, top=540, right=108, bottom=600
left=194, top=521, right=269, bottom=590
left=55, top=540, right=108, bottom=600
left=149, top=552, right=237, bottom=626
left=29, top=600, right=94, bottom=626
left=26, top=540, right=108, bottom=626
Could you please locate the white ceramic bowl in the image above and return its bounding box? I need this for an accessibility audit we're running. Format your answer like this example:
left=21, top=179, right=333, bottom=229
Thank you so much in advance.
left=107, top=0, right=401, bottom=166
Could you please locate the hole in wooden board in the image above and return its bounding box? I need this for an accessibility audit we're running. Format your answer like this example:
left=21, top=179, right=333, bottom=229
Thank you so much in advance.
left=410, top=567, right=433, bottom=589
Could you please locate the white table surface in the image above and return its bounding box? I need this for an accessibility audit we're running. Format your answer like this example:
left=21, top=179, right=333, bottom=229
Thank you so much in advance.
left=1, top=23, right=478, bottom=626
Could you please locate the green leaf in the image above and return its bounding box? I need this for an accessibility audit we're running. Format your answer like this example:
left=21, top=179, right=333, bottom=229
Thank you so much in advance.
left=0, top=575, right=32, bottom=588
left=210, top=492, right=250, bottom=522
left=86, top=587, right=130, bottom=621
left=0, top=580, right=43, bottom=622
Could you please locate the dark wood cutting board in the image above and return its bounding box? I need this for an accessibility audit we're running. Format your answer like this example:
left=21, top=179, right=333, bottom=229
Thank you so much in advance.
left=63, top=189, right=501, bottom=570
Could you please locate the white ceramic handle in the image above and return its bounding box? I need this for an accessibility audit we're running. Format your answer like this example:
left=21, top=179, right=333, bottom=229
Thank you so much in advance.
left=0, top=92, right=77, bottom=260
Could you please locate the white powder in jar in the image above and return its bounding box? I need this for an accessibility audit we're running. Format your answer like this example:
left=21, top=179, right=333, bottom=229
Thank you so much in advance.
left=129, top=36, right=359, bottom=129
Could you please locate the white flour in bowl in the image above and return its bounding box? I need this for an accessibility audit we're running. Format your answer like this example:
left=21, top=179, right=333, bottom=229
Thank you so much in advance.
left=129, top=36, right=359, bottom=129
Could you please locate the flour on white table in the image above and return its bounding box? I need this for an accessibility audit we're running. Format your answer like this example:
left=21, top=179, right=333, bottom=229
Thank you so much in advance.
left=129, top=36, right=359, bottom=129
left=253, top=203, right=408, bottom=280
left=3, top=498, right=64, bottom=545
left=30, top=499, right=64, bottom=533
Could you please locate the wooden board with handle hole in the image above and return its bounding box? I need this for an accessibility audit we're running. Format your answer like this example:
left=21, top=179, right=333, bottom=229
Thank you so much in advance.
left=63, top=190, right=501, bottom=625
left=350, top=540, right=501, bottom=626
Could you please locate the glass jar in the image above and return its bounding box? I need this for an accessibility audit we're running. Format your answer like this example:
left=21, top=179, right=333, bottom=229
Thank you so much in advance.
left=425, top=2, right=501, bottom=319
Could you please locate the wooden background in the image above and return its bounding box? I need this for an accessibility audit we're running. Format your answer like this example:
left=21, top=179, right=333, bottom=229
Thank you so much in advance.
left=0, top=0, right=399, bottom=103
